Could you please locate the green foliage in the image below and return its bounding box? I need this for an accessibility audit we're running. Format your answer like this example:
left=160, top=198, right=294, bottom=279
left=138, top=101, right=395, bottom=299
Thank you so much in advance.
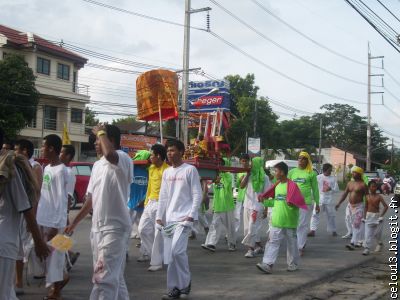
left=0, top=54, right=39, bottom=138
left=85, top=107, right=99, bottom=126
left=224, top=74, right=278, bottom=154
left=112, top=116, right=136, bottom=126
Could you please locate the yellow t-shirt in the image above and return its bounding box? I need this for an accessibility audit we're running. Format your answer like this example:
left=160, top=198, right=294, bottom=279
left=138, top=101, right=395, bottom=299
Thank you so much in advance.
left=144, top=162, right=169, bottom=206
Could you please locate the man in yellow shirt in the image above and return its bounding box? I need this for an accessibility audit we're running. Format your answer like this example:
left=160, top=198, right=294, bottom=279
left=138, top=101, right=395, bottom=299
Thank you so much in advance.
left=137, top=144, right=169, bottom=272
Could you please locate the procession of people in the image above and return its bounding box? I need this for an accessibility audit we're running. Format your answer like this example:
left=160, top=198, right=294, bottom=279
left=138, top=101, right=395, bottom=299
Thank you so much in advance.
left=0, top=125, right=390, bottom=300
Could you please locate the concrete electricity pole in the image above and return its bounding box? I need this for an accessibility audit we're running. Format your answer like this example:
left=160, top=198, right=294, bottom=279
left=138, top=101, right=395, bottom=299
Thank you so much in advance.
left=181, top=0, right=211, bottom=145
left=367, top=42, right=384, bottom=171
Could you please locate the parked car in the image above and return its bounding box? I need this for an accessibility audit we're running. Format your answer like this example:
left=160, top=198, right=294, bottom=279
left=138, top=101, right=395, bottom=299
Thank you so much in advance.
left=70, top=162, right=93, bottom=209
left=363, top=171, right=383, bottom=193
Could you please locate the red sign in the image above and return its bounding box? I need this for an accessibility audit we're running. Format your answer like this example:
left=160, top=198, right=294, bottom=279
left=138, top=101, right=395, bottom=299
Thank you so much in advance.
left=193, top=95, right=223, bottom=108
left=121, top=134, right=166, bottom=158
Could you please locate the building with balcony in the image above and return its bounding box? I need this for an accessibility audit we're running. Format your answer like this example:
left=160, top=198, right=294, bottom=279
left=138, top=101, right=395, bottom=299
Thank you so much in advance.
left=0, top=24, right=89, bottom=159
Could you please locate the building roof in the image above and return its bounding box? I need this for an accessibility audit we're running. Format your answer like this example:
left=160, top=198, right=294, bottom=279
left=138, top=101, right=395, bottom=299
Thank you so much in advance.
left=0, top=24, right=87, bottom=66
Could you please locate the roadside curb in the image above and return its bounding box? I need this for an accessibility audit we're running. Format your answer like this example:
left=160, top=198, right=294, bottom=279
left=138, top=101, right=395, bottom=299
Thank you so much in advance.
left=264, top=255, right=377, bottom=300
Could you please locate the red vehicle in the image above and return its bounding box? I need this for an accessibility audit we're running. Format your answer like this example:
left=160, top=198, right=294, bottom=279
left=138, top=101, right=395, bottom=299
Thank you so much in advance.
left=70, top=162, right=93, bottom=208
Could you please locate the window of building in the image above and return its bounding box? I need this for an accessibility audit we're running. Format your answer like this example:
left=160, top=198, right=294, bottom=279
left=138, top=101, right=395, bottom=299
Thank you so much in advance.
left=57, top=63, right=70, bottom=80
left=44, top=105, right=57, bottom=130
left=27, top=110, right=37, bottom=128
left=37, top=57, right=50, bottom=75
left=71, top=108, right=83, bottom=123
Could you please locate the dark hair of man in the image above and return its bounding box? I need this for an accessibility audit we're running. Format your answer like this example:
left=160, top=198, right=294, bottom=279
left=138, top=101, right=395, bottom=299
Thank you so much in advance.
left=240, top=153, right=250, bottom=160
left=15, top=139, right=34, bottom=159
left=3, top=139, right=14, bottom=149
left=105, top=124, right=121, bottom=149
left=368, top=180, right=377, bottom=187
left=166, top=139, right=185, bottom=153
left=274, top=161, right=289, bottom=176
left=151, top=144, right=166, bottom=161
left=322, top=163, right=333, bottom=173
left=44, top=134, right=62, bottom=155
left=0, top=127, right=4, bottom=147
left=62, top=144, right=76, bottom=161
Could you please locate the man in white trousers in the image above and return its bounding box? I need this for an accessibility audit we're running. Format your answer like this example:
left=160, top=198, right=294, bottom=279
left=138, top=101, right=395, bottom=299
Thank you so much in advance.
left=66, top=124, right=133, bottom=300
left=156, top=139, right=202, bottom=300
left=36, top=134, right=70, bottom=300
left=241, top=157, right=271, bottom=258
left=288, top=151, right=319, bottom=256
left=308, top=163, right=339, bottom=237
left=256, top=162, right=305, bottom=274
left=234, top=153, right=250, bottom=235
left=137, top=144, right=169, bottom=272
left=0, top=128, right=49, bottom=300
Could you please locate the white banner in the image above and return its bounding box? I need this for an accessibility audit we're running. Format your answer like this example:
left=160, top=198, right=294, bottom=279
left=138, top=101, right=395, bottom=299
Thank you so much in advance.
left=248, top=137, right=261, bottom=154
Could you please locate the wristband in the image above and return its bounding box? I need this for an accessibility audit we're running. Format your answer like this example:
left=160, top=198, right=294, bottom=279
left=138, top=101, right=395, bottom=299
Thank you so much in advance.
left=97, top=130, right=106, bottom=137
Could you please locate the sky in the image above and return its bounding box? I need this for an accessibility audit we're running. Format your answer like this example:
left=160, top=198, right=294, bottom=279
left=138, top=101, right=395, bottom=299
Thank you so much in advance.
left=0, top=0, right=399, bottom=146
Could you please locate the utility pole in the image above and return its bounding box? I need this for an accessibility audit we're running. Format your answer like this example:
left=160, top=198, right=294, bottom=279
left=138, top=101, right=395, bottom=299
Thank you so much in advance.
left=181, top=1, right=211, bottom=145
left=253, top=100, right=257, bottom=137
left=391, top=138, right=394, bottom=170
left=367, top=42, right=384, bottom=171
left=318, top=118, right=322, bottom=172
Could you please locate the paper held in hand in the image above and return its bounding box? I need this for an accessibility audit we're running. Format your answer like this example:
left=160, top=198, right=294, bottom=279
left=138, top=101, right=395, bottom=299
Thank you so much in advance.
left=49, top=234, right=74, bottom=252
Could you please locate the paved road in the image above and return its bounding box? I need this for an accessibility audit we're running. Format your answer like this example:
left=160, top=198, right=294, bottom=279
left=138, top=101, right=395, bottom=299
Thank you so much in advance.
left=19, top=193, right=393, bottom=300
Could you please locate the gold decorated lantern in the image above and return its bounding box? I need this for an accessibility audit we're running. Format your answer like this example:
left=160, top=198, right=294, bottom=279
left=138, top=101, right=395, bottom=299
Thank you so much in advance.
left=136, top=69, right=178, bottom=122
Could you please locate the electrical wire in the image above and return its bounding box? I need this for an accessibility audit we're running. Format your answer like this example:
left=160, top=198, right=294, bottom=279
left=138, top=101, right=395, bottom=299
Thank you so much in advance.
left=208, top=30, right=368, bottom=105
left=81, top=0, right=206, bottom=31
left=209, top=0, right=371, bottom=87
left=251, top=0, right=373, bottom=68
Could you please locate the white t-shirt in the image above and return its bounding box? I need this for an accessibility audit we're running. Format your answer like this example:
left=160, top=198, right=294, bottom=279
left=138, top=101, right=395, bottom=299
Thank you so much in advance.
left=87, top=150, right=133, bottom=232
left=29, top=158, right=42, bottom=170
left=0, top=167, right=32, bottom=260
left=156, top=163, right=202, bottom=223
left=317, top=174, right=339, bottom=205
left=37, top=164, right=69, bottom=228
left=65, top=166, right=76, bottom=197
left=243, top=175, right=271, bottom=212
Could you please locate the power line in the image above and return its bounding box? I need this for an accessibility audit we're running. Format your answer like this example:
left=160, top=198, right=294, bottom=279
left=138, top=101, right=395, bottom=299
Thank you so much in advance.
left=80, top=0, right=206, bottom=31
left=209, top=0, right=371, bottom=87
left=376, top=0, right=400, bottom=23
left=208, top=30, right=368, bottom=105
left=251, top=0, right=373, bottom=68
left=384, top=68, right=400, bottom=89
left=382, top=103, right=400, bottom=120
left=345, top=0, right=400, bottom=53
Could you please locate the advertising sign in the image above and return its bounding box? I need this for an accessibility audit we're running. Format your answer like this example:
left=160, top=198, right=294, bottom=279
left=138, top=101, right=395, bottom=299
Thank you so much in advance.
left=188, top=80, right=230, bottom=112
left=121, top=134, right=164, bottom=158
left=248, top=137, right=261, bottom=155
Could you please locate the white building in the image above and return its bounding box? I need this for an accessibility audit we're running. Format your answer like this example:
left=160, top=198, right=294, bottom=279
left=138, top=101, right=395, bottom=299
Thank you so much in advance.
left=0, top=24, right=89, bottom=159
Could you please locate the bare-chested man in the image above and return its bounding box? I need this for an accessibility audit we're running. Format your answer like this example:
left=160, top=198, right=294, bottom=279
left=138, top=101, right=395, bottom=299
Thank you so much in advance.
left=335, top=166, right=368, bottom=250
left=362, top=180, right=388, bottom=255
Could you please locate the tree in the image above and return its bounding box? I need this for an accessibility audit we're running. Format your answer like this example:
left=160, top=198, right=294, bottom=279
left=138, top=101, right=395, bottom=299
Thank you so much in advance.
left=85, top=107, right=99, bottom=126
left=0, top=54, right=39, bottom=138
left=224, top=74, right=279, bottom=154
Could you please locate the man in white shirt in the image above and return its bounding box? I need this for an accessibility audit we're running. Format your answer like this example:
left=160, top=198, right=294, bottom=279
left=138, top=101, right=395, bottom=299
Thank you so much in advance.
left=59, top=144, right=81, bottom=270
left=240, top=157, right=271, bottom=258
left=14, top=139, right=44, bottom=294
left=0, top=129, right=49, bottom=300
left=156, top=139, right=202, bottom=300
left=35, top=134, right=70, bottom=299
left=66, top=124, right=133, bottom=300
left=308, top=163, right=339, bottom=237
